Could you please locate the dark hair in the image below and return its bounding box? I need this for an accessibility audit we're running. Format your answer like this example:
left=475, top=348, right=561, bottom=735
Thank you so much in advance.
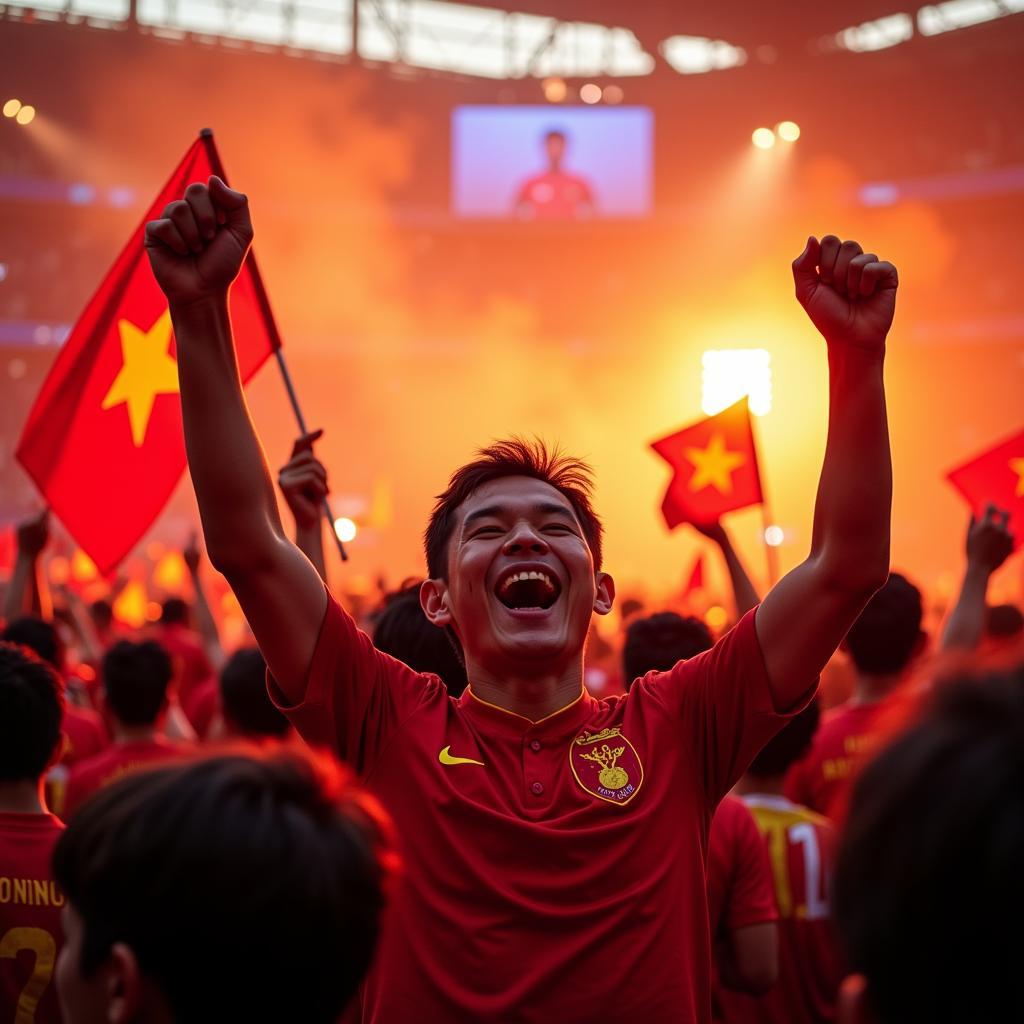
left=545, top=129, right=566, bottom=142
left=844, top=573, right=922, bottom=675
left=53, top=749, right=396, bottom=1023
left=0, top=641, right=64, bottom=782
left=89, top=598, right=114, bottom=631
left=372, top=583, right=469, bottom=697
left=160, top=598, right=190, bottom=626
left=424, top=438, right=603, bottom=580
left=101, top=640, right=172, bottom=726
left=986, top=603, right=1023, bottom=639
left=747, top=700, right=820, bottom=777
left=2, top=615, right=61, bottom=668
left=834, top=668, right=1024, bottom=1024
left=219, top=647, right=290, bottom=737
left=622, top=611, right=712, bottom=686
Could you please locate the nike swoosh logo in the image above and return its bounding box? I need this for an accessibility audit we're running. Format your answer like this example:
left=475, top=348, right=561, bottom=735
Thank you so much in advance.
left=438, top=745, right=485, bottom=767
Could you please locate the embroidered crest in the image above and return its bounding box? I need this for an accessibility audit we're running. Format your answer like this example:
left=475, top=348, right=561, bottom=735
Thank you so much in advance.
left=569, top=726, right=644, bottom=806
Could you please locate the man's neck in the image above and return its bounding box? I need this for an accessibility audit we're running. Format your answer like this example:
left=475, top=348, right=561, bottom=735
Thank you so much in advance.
left=0, top=780, right=47, bottom=815
left=852, top=670, right=903, bottom=706
left=733, top=774, right=786, bottom=798
left=467, top=659, right=584, bottom=722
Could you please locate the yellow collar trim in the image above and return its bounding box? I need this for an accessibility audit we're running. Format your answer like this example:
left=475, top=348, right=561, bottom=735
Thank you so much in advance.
left=464, top=684, right=586, bottom=726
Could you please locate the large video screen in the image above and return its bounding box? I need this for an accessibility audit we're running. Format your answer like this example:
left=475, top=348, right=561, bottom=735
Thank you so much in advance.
left=452, top=106, right=653, bottom=220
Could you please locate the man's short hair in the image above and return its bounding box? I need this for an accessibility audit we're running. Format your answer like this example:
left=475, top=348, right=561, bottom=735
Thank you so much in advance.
left=372, top=582, right=469, bottom=697
left=747, top=700, right=820, bottom=778
left=219, top=647, right=290, bottom=737
left=0, top=641, right=64, bottom=782
left=844, top=572, right=922, bottom=675
left=834, top=667, right=1024, bottom=1024
left=159, top=597, right=189, bottom=626
left=2, top=615, right=61, bottom=668
left=622, top=612, right=712, bottom=686
left=545, top=128, right=566, bottom=142
left=53, top=749, right=396, bottom=1023
left=424, top=438, right=603, bottom=580
left=101, top=640, right=173, bottom=726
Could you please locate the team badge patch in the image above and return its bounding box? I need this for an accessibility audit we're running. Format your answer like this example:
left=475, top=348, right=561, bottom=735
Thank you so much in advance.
left=570, top=726, right=644, bottom=806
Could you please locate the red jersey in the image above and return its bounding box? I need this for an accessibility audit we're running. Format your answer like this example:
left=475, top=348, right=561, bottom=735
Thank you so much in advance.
left=515, top=170, right=595, bottom=219
left=0, top=813, right=65, bottom=1024
left=784, top=703, right=882, bottom=818
left=60, top=704, right=108, bottom=768
left=718, top=796, right=844, bottom=1024
left=153, top=623, right=214, bottom=712
left=183, top=677, right=220, bottom=739
left=707, top=796, right=778, bottom=933
left=272, top=598, right=808, bottom=1023
left=63, top=737, right=188, bottom=819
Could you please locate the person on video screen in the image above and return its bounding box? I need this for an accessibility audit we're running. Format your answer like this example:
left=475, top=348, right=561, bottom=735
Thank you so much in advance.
left=514, top=129, right=596, bottom=220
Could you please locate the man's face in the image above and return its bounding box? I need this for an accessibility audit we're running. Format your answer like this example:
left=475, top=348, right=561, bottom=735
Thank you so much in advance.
left=545, top=134, right=566, bottom=167
left=429, top=475, right=613, bottom=674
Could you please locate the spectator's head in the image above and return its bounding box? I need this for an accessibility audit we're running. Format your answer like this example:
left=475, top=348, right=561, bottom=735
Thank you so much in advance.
left=420, top=438, right=612, bottom=675
left=101, top=641, right=172, bottom=728
left=0, top=641, right=64, bottom=786
left=53, top=749, right=396, bottom=1024
left=372, top=583, right=469, bottom=697
left=746, top=700, right=820, bottom=780
left=986, top=602, right=1023, bottom=642
left=622, top=612, right=712, bottom=686
left=2, top=615, right=62, bottom=669
left=219, top=647, right=290, bottom=738
left=834, top=666, right=1024, bottom=1024
left=842, top=573, right=924, bottom=677
left=544, top=128, right=567, bottom=166
left=159, top=598, right=190, bottom=628
left=89, top=599, right=113, bottom=634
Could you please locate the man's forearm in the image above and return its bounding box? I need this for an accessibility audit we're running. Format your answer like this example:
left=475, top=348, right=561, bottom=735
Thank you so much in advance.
left=718, top=537, right=760, bottom=617
left=942, top=564, right=989, bottom=651
left=171, top=297, right=284, bottom=571
left=810, top=344, right=891, bottom=591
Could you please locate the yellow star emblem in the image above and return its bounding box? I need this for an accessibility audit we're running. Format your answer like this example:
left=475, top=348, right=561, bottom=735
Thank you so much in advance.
left=1010, top=457, right=1024, bottom=498
left=101, top=310, right=179, bottom=447
left=685, top=433, right=746, bottom=494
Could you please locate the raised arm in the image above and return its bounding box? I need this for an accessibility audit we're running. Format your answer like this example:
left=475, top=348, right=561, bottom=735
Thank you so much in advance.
left=183, top=532, right=227, bottom=672
left=3, top=509, right=52, bottom=623
left=941, top=505, right=1013, bottom=651
left=755, top=236, right=896, bottom=707
left=692, top=520, right=760, bottom=618
left=278, top=432, right=329, bottom=584
left=144, top=177, right=326, bottom=702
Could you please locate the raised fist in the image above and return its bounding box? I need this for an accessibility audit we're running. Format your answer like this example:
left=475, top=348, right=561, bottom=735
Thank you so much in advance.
left=144, top=176, right=252, bottom=308
left=183, top=531, right=202, bottom=575
left=16, top=508, right=50, bottom=558
left=278, top=431, right=329, bottom=530
left=966, top=504, right=1013, bottom=574
left=792, top=235, right=898, bottom=351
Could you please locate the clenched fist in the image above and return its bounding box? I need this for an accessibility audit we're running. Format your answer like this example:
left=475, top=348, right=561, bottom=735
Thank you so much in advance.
left=144, top=175, right=252, bottom=308
left=792, top=235, right=898, bottom=351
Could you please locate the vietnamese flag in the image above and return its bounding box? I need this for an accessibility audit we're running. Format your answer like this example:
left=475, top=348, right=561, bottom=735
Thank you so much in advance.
left=651, top=398, right=763, bottom=529
left=946, top=427, right=1024, bottom=547
left=16, top=131, right=280, bottom=575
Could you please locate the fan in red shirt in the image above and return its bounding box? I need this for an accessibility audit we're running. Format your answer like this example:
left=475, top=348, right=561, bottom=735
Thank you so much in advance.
left=514, top=129, right=596, bottom=220
left=63, top=640, right=189, bottom=819
left=721, top=700, right=845, bottom=1024
left=0, top=642, right=68, bottom=1024
left=785, top=574, right=925, bottom=818
left=147, top=175, right=897, bottom=1023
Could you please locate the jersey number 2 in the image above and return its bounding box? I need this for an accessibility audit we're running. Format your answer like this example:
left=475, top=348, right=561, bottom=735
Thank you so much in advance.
left=0, top=927, right=56, bottom=1024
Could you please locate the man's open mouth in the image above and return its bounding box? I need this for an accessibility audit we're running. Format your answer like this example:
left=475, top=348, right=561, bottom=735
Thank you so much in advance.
left=495, top=568, right=562, bottom=611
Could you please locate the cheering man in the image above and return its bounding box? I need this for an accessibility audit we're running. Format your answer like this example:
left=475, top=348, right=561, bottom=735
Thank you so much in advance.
left=145, top=176, right=896, bottom=1023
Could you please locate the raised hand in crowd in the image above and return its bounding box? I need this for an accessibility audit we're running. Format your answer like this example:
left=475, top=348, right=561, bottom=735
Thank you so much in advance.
left=3, top=507, right=52, bottom=623
left=691, top=519, right=760, bottom=619
left=278, top=430, right=329, bottom=583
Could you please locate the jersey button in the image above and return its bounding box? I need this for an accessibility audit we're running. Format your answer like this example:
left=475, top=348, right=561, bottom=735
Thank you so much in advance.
left=530, top=781, right=544, bottom=796
left=529, top=739, right=542, bottom=752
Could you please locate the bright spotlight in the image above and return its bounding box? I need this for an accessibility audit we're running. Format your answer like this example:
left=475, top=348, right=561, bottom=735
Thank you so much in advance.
left=579, top=83, right=602, bottom=104
left=333, top=517, right=357, bottom=543
left=2, top=99, right=21, bottom=118
left=701, top=349, right=773, bottom=416
left=751, top=127, right=775, bottom=149
left=542, top=77, right=567, bottom=103
left=776, top=120, right=800, bottom=142
left=764, top=525, right=785, bottom=547
left=15, top=105, right=35, bottom=126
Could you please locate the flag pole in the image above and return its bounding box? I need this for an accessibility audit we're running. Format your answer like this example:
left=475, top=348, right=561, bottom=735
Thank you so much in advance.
left=197, top=128, right=348, bottom=562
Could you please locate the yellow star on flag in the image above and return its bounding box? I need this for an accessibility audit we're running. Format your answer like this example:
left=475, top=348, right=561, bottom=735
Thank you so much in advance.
left=1010, top=457, right=1024, bottom=498
left=685, top=433, right=746, bottom=494
left=101, top=310, right=179, bottom=447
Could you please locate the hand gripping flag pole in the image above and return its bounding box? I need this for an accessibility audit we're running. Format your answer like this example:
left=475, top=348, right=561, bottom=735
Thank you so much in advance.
left=199, top=129, right=348, bottom=562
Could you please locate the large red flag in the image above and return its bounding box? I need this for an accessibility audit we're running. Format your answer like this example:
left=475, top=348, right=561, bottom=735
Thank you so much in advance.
left=16, top=132, right=280, bottom=575
left=651, top=398, right=763, bottom=529
left=946, top=427, right=1024, bottom=548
